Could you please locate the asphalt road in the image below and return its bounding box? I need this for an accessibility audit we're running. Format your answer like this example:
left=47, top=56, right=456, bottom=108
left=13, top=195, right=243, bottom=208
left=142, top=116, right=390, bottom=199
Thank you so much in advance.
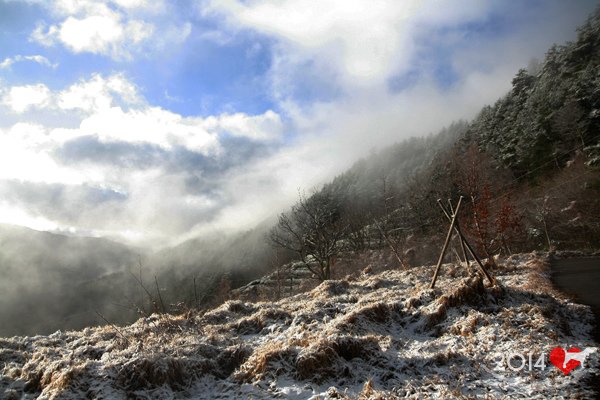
left=551, top=257, right=600, bottom=312
left=551, top=257, right=600, bottom=397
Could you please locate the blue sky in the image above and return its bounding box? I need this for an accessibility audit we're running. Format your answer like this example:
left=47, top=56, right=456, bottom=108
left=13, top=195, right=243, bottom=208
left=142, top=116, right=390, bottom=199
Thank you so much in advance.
left=0, top=0, right=597, bottom=247
left=0, top=0, right=277, bottom=116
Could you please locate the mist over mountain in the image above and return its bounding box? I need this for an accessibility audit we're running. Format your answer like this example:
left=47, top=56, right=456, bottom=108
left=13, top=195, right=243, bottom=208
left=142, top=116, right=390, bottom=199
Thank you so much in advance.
left=0, top=224, right=140, bottom=336
left=0, top=220, right=284, bottom=336
left=0, top=2, right=598, bottom=343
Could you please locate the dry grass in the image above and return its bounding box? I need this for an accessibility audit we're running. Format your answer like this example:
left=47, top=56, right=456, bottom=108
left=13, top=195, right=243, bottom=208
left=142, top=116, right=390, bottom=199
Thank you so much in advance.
left=215, top=345, right=251, bottom=378
left=225, top=300, right=257, bottom=315
left=231, top=307, right=292, bottom=334
left=234, top=342, right=297, bottom=382
left=116, top=356, right=188, bottom=391
left=296, top=335, right=381, bottom=382
left=340, top=301, right=404, bottom=330
left=1, top=252, right=597, bottom=399
left=448, top=313, right=482, bottom=336
left=43, top=368, right=77, bottom=393
left=423, top=274, right=487, bottom=331
left=358, top=379, right=399, bottom=399
left=522, top=256, right=557, bottom=294
left=312, top=279, right=350, bottom=297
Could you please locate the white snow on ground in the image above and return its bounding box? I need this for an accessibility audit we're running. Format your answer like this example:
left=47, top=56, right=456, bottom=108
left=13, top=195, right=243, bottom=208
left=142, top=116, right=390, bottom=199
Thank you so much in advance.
left=0, top=253, right=598, bottom=399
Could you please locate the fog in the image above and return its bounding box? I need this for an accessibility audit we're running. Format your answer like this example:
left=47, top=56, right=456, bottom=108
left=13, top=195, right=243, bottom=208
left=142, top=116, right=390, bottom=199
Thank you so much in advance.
left=0, top=221, right=278, bottom=336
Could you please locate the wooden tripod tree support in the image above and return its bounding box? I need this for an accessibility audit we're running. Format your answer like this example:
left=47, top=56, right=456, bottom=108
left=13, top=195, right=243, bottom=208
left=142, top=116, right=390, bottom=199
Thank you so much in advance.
left=448, top=199, right=470, bottom=271
left=430, top=196, right=463, bottom=289
left=430, top=197, right=496, bottom=289
left=438, top=201, right=495, bottom=286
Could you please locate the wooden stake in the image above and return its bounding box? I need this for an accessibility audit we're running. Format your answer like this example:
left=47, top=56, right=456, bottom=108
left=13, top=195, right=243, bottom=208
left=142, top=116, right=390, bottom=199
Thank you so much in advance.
left=447, top=199, right=470, bottom=271
left=430, top=196, right=463, bottom=289
left=437, top=202, right=495, bottom=285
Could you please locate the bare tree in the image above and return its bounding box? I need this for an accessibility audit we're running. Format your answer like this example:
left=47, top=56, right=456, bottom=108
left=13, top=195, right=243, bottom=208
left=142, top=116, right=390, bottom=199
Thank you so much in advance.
left=270, top=191, right=347, bottom=281
left=372, top=175, right=408, bottom=268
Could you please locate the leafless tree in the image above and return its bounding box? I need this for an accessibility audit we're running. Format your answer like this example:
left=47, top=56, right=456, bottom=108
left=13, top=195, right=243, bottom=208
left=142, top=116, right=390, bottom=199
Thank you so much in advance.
left=373, top=175, right=408, bottom=268
left=270, top=191, right=347, bottom=281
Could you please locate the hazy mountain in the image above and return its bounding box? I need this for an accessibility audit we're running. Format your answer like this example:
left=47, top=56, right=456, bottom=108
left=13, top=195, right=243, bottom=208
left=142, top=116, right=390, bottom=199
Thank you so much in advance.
left=0, top=225, right=141, bottom=336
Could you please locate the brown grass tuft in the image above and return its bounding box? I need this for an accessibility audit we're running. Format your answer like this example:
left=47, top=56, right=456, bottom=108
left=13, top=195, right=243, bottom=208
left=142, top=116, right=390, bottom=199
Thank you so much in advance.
left=325, top=386, right=353, bottom=399
left=522, top=256, right=563, bottom=297
left=43, top=365, right=86, bottom=392
left=424, top=274, right=486, bottom=331
left=431, top=350, right=459, bottom=366
left=22, top=370, right=43, bottom=393
left=226, top=300, right=256, bottom=315
left=234, top=342, right=297, bottom=382
left=295, top=335, right=381, bottom=382
left=449, top=314, right=480, bottom=336
left=358, top=378, right=394, bottom=399
left=342, top=301, right=403, bottom=329
left=116, top=356, right=189, bottom=391
left=330, top=336, right=380, bottom=361
left=359, top=379, right=375, bottom=399
left=295, top=343, right=338, bottom=381
left=215, top=345, right=251, bottom=378
left=313, top=279, right=350, bottom=298
left=234, top=315, right=264, bottom=334
left=232, top=308, right=292, bottom=334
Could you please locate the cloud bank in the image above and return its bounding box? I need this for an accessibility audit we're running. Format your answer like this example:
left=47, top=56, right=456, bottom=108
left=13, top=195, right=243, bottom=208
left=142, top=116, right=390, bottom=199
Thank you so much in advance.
left=0, top=73, right=285, bottom=245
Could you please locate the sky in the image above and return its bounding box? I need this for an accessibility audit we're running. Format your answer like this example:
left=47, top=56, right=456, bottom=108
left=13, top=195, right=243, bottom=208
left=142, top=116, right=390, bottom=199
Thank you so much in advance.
left=0, top=0, right=597, bottom=248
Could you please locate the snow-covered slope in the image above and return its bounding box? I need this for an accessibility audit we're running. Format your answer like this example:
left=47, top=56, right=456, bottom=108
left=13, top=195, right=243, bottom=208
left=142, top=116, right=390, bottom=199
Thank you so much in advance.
left=1, top=253, right=598, bottom=399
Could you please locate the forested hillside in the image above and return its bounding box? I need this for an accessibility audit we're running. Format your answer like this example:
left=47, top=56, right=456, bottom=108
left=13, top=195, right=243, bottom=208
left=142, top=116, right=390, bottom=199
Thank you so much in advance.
left=274, top=8, right=600, bottom=276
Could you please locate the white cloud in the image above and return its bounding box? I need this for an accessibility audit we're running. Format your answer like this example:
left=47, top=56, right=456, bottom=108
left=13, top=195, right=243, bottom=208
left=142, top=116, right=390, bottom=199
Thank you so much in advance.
left=58, top=74, right=142, bottom=113
left=1, top=84, right=52, bottom=113
left=204, top=110, right=284, bottom=141
left=52, top=74, right=278, bottom=151
left=33, top=13, right=153, bottom=59
left=29, top=0, right=183, bottom=60
left=59, top=15, right=128, bottom=54
left=201, top=0, right=596, bottom=155
left=207, top=0, right=423, bottom=85
left=0, top=202, right=60, bottom=233
left=78, top=106, right=220, bottom=153
left=0, top=123, right=93, bottom=184
left=0, top=55, right=58, bottom=69
left=112, top=0, right=164, bottom=12
left=73, top=104, right=283, bottom=153
left=2, top=73, right=282, bottom=152
left=43, top=0, right=113, bottom=17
